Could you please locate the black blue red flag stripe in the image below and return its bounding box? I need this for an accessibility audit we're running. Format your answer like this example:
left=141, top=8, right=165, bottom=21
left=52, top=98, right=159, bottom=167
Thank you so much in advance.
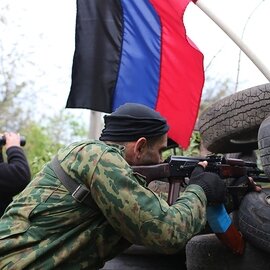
left=66, top=0, right=205, bottom=148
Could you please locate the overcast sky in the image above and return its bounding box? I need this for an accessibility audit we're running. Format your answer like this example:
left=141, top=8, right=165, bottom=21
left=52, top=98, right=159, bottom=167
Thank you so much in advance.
left=185, top=0, right=270, bottom=90
left=2, top=0, right=270, bottom=121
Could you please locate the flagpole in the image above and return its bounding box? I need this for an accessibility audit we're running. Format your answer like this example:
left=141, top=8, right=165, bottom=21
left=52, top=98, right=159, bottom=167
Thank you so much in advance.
left=193, top=0, right=270, bottom=81
left=89, top=111, right=103, bottom=140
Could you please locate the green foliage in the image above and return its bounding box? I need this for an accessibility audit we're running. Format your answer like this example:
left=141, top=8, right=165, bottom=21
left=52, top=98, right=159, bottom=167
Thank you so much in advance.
left=20, top=111, right=88, bottom=177
left=21, top=121, right=63, bottom=177
left=183, top=131, right=201, bottom=156
left=44, top=109, right=88, bottom=145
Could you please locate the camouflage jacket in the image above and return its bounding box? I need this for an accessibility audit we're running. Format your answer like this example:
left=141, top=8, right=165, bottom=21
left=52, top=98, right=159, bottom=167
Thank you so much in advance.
left=0, top=140, right=207, bottom=269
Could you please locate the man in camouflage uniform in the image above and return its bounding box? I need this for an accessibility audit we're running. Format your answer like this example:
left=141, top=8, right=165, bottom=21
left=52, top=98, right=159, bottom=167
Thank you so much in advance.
left=0, top=103, right=226, bottom=269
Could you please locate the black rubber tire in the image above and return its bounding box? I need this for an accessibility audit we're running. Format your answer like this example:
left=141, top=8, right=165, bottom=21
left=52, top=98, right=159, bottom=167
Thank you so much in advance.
left=238, top=188, right=270, bottom=254
left=198, top=83, right=270, bottom=153
left=101, top=245, right=186, bottom=270
left=258, top=116, right=270, bottom=177
left=186, top=234, right=270, bottom=270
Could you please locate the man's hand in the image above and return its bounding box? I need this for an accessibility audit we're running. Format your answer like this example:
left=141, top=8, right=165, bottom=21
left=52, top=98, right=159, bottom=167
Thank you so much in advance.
left=227, top=175, right=261, bottom=210
left=188, top=161, right=226, bottom=204
left=4, top=132, right=21, bottom=150
left=248, top=177, right=262, bottom=192
left=230, top=175, right=262, bottom=192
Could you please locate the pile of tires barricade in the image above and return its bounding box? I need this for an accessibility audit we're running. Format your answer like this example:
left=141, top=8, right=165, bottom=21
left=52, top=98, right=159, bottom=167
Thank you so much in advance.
left=187, top=83, right=270, bottom=269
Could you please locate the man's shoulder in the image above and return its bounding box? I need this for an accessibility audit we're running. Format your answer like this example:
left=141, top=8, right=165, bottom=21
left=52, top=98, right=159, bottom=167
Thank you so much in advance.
left=58, top=140, right=122, bottom=156
left=58, top=140, right=126, bottom=170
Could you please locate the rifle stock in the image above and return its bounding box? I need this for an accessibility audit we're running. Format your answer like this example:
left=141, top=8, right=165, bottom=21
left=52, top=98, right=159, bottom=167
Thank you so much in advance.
left=132, top=163, right=171, bottom=184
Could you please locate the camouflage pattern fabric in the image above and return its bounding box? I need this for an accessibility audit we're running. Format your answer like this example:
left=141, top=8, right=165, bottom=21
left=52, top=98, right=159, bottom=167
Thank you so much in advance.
left=0, top=140, right=207, bottom=269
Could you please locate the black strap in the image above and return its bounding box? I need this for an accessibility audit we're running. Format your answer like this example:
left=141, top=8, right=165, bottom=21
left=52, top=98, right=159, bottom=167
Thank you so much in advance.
left=51, top=156, right=97, bottom=208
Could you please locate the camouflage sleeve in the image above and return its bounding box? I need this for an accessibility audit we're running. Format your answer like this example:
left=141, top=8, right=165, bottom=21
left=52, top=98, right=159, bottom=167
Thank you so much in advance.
left=90, top=149, right=207, bottom=254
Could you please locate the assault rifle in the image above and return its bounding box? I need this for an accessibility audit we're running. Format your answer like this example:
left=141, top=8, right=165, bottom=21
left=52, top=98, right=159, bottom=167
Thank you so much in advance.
left=132, top=155, right=269, bottom=205
left=132, top=154, right=269, bottom=255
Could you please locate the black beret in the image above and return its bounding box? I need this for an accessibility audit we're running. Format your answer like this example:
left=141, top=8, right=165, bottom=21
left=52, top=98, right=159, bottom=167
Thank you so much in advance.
left=99, top=103, right=169, bottom=142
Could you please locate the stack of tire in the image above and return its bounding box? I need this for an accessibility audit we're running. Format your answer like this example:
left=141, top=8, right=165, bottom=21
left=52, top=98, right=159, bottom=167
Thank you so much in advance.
left=186, top=83, right=270, bottom=270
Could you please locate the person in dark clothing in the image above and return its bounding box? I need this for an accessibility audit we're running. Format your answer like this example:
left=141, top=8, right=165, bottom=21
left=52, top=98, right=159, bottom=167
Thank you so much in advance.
left=0, top=132, right=31, bottom=216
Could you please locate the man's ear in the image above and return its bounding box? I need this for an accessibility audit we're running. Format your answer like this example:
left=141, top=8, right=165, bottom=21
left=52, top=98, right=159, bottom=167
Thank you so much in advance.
left=134, top=137, right=147, bottom=158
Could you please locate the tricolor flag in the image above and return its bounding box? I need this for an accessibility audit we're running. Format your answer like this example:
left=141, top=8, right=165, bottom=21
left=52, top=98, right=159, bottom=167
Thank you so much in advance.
left=66, top=0, right=204, bottom=149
